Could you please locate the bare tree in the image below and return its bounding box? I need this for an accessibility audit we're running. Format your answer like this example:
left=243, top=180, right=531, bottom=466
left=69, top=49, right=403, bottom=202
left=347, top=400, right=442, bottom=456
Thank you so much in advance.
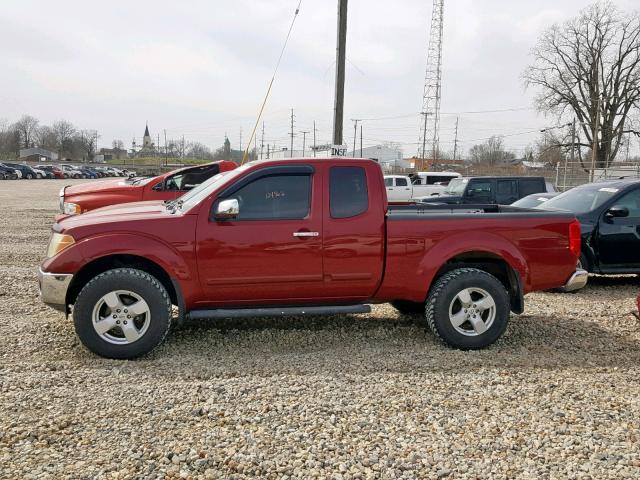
left=34, top=125, right=58, bottom=151
left=186, top=142, right=213, bottom=160
left=523, top=2, right=640, bottom=168
left=112, top=139, right=125, bottom=150
left=52, top=120, right=76, bottom=158
left=13, top=115, right=39, bottom=149
left=76, top=130, right=99, bottom=161
left=469, top=136, right=515, bottom=165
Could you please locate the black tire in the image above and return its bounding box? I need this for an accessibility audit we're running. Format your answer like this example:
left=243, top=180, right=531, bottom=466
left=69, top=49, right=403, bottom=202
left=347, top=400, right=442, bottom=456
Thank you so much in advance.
left=26, top=173, right=33, bottom=179
left=391, top=300, right=425, bottom=315
left=73, top=268, right=172, bottom=359
left=425, top=268, right=510, bottom=350
left=577, top=253, right=590, bottom=272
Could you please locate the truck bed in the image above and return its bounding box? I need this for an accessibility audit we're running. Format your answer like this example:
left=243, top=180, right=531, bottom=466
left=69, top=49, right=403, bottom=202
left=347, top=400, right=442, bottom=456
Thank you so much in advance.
left=378, top=202, right=578, bottom=301
left=387, top=203, right=566, bottom=217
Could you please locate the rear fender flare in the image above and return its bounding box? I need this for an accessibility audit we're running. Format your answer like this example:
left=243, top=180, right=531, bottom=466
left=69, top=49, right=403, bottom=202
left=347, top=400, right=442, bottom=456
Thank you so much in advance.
left=416, top=231, right=529, bottom=300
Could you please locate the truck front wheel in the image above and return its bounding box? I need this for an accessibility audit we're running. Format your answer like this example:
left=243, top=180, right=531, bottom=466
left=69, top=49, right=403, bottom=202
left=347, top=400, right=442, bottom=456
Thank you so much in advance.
left=73, top=268, right=172, bottom=359
left=425, top=268, right=509, bottom=349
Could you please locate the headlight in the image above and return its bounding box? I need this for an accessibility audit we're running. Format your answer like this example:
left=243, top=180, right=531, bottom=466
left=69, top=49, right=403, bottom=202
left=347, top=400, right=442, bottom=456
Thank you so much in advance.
left=63, top=202, right=81, bottom=215
left=46, top=233, right=75, bottom=258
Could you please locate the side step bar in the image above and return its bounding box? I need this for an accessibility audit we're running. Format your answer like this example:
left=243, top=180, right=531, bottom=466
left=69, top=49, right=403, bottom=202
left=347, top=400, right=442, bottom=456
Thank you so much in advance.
left=188, top=304, right=371, bottom=320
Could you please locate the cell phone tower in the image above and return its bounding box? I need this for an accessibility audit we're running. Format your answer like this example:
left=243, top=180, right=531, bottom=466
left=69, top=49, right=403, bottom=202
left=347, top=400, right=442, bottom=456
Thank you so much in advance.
left=418, top=0, right=444, bottom=163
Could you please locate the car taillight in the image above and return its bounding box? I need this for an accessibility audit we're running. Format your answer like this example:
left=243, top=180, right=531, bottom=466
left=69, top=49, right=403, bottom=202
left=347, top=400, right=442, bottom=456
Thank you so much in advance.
left=569, top=220, right=581, bottom=258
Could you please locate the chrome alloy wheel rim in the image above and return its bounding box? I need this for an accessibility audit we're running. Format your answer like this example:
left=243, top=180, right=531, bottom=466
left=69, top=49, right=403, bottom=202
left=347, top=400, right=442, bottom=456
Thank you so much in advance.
left=91, top=290, right=150, bottom=345
left=448, top=287, right=496, bottom=336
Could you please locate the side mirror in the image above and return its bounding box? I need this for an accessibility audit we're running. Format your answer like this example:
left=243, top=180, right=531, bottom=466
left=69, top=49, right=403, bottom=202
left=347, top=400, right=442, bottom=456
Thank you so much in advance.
left=605, top=205, right=629, bottom=219
left=214, top=198, right=239, bottom=220
left=152, top=182, right=163, bottom=191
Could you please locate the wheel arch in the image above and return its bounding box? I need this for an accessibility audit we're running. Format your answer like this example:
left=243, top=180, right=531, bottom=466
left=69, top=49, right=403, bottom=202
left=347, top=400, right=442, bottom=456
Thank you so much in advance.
left=66, top=254, right=183, bottom=316
left=429, top=251, right=524, bottom=314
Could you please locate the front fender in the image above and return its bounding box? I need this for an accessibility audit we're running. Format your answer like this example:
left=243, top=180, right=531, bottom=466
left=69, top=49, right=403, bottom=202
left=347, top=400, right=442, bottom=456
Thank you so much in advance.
left=76, top=232, right=194, bottom=282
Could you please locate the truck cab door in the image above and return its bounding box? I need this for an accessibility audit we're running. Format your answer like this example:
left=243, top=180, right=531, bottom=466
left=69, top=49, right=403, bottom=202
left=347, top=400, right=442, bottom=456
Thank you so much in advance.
left=394, top=176, right=412, bottom=200
left=596, top=188, right=640, bottom=268
left=195, top=165, right=324, bottom=304
left=322, top=164, right=385, bottom=299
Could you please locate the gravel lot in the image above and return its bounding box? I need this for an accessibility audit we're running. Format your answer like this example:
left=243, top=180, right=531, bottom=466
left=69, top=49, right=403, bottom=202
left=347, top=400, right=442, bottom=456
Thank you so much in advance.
left=1, top=180, right=640, bottom=479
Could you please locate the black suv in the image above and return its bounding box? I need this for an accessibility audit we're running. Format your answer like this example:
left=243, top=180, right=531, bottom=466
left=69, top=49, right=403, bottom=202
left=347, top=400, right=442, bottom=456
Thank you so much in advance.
left=428, top=176, right=553, bottom=205
left=0, top=163, right=19, bottom=180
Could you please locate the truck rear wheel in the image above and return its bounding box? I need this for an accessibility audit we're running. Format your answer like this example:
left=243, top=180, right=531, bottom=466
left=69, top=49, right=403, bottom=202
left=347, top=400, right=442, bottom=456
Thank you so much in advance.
left=390, top=300, right=425, bottom=315
left=425, top=268, right=509, bottom=349
left=73, top=268, right=172, bottom=359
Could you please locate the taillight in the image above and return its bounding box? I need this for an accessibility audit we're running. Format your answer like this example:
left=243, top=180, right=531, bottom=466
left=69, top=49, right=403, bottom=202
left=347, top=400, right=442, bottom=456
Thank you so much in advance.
left=569, top=220, right=581, bottom=258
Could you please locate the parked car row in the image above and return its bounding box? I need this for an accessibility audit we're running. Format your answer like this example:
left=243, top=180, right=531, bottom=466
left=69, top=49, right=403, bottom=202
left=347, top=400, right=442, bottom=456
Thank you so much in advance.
left=0, top=163, right=137, bottom=179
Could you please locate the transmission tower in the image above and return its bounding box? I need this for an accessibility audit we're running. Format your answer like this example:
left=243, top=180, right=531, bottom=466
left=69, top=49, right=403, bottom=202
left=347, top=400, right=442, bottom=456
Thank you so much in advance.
left=418, top=0, right=444, bottom=162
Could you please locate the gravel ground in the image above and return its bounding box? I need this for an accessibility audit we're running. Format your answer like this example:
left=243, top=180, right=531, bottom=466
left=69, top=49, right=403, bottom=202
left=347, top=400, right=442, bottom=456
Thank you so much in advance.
left=1, top=180, right=640, bottom=479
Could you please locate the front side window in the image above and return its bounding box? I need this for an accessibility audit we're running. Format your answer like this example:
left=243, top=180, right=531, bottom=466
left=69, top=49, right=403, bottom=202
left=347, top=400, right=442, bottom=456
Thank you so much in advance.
left=330, top=166, right=368, bottom=219
left=467, top=180, right=492, bottom=198
left=614, top=188, right=640, bottom=217
left=224, top=174, right=311, bottom=220
left=384, top=177, right=393, bottom=187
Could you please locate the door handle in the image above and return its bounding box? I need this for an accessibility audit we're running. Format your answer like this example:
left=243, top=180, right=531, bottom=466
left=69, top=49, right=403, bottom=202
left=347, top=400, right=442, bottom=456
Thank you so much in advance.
left=293, top=231, right=319, bottom=237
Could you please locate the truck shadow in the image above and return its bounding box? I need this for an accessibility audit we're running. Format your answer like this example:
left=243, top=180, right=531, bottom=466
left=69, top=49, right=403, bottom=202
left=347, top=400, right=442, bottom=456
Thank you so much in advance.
left=150, top=310, right=640, bottom=375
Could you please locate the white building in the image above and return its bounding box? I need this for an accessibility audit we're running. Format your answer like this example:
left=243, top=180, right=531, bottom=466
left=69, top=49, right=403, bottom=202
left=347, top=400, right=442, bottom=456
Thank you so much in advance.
left=265, top=144, right=407, bottom=172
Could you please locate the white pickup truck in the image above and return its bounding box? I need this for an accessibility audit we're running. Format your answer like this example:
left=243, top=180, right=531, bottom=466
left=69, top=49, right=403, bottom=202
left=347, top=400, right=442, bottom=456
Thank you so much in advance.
left=384, top=171, right=461, bottom=202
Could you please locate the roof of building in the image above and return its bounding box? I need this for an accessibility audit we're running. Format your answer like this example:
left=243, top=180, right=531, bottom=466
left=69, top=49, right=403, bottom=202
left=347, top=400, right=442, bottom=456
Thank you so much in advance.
left=144, top=124, right=150, bottom=137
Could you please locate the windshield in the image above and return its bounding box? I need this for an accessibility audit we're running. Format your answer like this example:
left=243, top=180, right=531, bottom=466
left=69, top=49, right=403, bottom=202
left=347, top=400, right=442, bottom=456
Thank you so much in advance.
left=539, top=184, right=618, bottom=213
left=176, top=164, right=250, bottom=212
left=444, top=178, right=467, bottom=195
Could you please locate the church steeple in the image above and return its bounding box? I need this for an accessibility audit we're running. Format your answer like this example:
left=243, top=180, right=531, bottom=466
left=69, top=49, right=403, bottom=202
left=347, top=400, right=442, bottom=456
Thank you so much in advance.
left=143, top=122, right=152, bottom=148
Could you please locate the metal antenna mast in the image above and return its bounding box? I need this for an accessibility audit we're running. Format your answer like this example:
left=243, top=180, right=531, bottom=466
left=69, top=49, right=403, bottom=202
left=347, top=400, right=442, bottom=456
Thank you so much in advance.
left=418, top=0, right=444, bottom=163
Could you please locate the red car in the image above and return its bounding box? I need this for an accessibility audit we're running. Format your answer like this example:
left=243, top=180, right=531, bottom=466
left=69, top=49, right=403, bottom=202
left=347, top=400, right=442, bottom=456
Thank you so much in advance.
left=36, top=165, right=65, bottom=179
left=39, top=157, right=585, bottom=359
left=58, top=160, right=237, bottom=217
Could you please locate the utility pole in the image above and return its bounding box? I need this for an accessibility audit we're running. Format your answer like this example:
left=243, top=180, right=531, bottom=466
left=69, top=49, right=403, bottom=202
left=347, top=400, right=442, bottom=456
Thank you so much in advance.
left=359, top=124, right=363, bottom=157
left=254, top=131, right=257, bottom=161
left=590, top=95, right=601, bottom=182
left=352, top=119, right=359, bottom=156
left=420, top=112, right=428, bottom=160
left=332, top=0, right=348, bottom=148
left=181, top=135, right=185, bottom=160
left=300, top=130, right=309, bottom=156
left=313, top=121, right=317, bottom=157
left=289, top=108, right=295, bottom=158
left=267, top=144, right=270, bottom=159
left=260, top=122, right=265, bottom=160
left=453, top=116, right=459, bottom=161
left=565, top=118, right=576, bottom=191
left=163, top=129, right=167, bottom=166
left=239, top=128, right=243, bottom=154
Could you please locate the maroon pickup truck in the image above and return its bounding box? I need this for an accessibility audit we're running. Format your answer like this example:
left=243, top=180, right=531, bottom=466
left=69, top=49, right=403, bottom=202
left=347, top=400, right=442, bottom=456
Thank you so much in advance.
left=39, top=158, right=586, bottom=359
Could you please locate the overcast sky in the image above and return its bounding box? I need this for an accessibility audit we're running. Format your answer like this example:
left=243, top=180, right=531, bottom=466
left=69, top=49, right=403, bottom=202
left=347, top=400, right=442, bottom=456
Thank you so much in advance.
left=1, top=0, right=638, bottom=158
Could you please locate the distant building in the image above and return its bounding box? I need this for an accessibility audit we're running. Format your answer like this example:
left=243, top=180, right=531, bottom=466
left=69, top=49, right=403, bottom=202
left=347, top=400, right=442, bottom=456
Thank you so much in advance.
left=408, top=157, right=466, bottom=171
left=135, top=123, right=156, bottom=157
left=19, top=147, right=58, bottom=162
left=262, top=144, right=406, bottom=172
left=98, top=147, right=128, bottom=161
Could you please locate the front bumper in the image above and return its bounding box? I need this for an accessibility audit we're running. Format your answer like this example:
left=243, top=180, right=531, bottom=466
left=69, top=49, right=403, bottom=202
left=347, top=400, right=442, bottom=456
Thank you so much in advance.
left=37, top=268, right=73, bottom=312
left=561, top=268, right=588, bottom=292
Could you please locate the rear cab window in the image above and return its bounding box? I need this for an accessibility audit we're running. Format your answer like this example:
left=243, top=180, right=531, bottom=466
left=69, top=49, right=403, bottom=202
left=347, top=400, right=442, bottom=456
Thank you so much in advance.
left=330, top=166, right=368, bottom=218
